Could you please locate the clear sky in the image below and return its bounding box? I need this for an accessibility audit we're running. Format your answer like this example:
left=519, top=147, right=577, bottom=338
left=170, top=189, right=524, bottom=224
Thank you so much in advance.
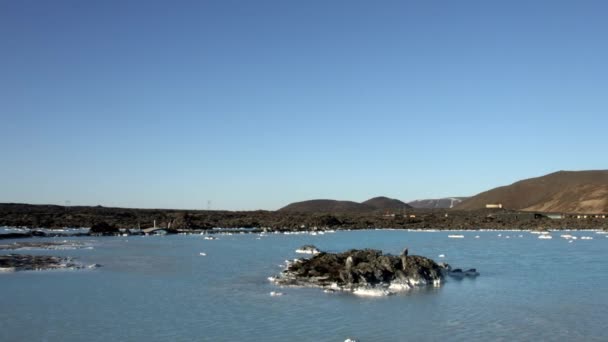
left=1, top=1, right=607, bottom=210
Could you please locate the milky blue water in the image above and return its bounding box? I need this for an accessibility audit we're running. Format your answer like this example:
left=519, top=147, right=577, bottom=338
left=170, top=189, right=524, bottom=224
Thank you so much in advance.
left=1, top=230, right=607, bottom=341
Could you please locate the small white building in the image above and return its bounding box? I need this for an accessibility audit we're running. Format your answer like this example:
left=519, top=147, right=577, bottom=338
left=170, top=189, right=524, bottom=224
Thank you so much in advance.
left=485, top=203, right=503, bottom=209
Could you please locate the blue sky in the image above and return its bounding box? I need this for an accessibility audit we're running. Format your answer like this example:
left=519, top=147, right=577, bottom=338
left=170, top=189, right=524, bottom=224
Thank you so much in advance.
left=1, top=1, right=607, bottom=210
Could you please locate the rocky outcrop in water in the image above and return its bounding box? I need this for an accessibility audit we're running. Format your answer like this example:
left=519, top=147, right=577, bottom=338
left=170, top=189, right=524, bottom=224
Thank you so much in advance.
left=89, top=222, right=119, bottom=236
left=271, top=249, right=445, bottom=295
left=0, top=254, right=95, bottom=272
left=439, top=263, right=480, bottom=278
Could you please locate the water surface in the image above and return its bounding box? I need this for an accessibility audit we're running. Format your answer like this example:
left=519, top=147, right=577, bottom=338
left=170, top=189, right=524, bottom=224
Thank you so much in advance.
left=1, top=230, right=606, bottom=341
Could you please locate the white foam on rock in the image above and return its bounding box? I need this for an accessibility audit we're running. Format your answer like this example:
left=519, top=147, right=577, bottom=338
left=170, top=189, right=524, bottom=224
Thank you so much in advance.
left=388, top=282, right=411, bottom=291
left=295, top=248, right=320, bottom=255
left=352, top=288, right=393, bottom=297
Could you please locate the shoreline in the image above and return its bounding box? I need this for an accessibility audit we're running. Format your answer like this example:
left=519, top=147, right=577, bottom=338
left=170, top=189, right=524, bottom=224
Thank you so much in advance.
left=1, top=226, right=607, bottom=240
left=1, top=203, right=607, bottom=236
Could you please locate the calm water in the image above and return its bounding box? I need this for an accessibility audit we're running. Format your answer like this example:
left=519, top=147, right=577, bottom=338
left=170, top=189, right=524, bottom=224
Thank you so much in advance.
left=1, top=230, right=607, bottom=341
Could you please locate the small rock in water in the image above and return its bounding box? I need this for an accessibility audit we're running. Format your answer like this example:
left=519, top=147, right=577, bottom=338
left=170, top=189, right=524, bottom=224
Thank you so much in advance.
left=295, top=245, right=320, bottom=255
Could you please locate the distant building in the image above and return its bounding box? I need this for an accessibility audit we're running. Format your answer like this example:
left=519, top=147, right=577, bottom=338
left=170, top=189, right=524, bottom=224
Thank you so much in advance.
left=485, top=203, right=503, bottom=209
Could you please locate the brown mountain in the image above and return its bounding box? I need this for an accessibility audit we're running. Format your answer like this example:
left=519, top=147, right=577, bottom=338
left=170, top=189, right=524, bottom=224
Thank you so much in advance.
left=362, top=196, right=411, bottom=210
left=456, top=170, right=608, bottom=214
left=278, top=196, right=409, bottom=213
left=278, top=199, right=372, bottom=213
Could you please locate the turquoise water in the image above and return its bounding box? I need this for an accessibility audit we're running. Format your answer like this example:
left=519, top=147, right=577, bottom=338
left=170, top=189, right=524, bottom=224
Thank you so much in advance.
left=1, top=230, right=607, bottom=341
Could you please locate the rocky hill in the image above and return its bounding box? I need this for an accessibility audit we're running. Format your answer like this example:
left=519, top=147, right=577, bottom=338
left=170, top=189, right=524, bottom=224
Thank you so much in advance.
left=278, top=200, right=370, bottom=213
left=408, top=197, right=467, bottom=209
left=279, top=196, right=409, bottom=213
left=456, top=170, right=608, bottom=214
left=362, top=197, right=411, bottom=210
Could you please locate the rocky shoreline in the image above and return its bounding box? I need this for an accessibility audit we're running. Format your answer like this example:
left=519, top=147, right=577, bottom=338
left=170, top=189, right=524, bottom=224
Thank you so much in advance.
left=2, top=203, right=608, bottom=232
left=270, top=248, right=477, bottom=296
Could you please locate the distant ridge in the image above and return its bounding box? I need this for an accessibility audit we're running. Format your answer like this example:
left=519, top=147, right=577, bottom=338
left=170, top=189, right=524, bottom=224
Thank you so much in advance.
left=408, top=197, right=468, bottom=209
left=362, top=196, right=411, bottom=210
left=456, top=170, right=608, bottom=214
left=279, top=196, right=410, bottom=213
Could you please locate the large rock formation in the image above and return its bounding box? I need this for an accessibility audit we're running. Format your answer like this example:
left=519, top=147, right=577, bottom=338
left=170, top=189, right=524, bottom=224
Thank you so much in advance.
left=271, top=249, right=448, bottom=295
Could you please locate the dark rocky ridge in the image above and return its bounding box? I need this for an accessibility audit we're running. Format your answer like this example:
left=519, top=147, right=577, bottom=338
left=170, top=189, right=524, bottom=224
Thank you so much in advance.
left=1, top=203, right=608, bottom=232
